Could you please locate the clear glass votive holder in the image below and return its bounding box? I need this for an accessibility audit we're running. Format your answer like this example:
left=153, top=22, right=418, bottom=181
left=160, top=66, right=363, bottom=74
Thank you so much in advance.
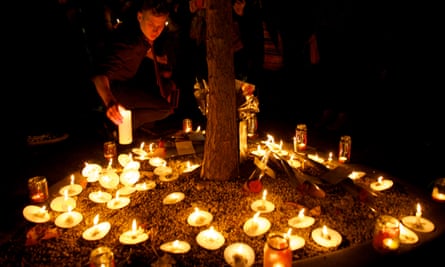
left=28, top=176, right=49, bottom=203
left=90, top=246, right=114, bottom=267
left=338, top=135, right=351, bottom=163
left=432, top=177, right=445, bottom=202
left=372, top=215, right=400, bottom=254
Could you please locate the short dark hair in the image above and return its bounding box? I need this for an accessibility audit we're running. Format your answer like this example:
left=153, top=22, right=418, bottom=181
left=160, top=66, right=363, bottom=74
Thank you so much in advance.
left=140, top=0, right=170, bottom=16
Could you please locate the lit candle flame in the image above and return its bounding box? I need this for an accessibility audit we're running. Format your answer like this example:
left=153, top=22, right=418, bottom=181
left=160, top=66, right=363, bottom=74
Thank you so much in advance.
left=93, top=214, right=99, bottom=225
left=140, top=142, right=145, bottom=150
left=262, top=190, right=267, bottom=200
left=416, top=203, right=422, bottom=218
left=298, top=208, right=305, bottom=218
left=70, top=174, right=75, bottom=185
left=63, top=189, right=69, bottom=200
left=377, top=176, right=384, bottom=184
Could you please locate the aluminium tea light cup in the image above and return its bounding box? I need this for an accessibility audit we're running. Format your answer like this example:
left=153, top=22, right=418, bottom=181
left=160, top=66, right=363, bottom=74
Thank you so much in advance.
left=55, top=207, right=83, bottom=228
left=162, top=192, right=185, bottom=205
left=89, top=191, right=112, bottom=203
left=160, top=240, right=191, bottom=254
left=370, top=176, right=393, bottom=191
left=135, top=180, right=156, bottom=191
left=243, top=212, right=271, bottom=237
left=119, top=219, right=148, bottom=245
left=187, top=207, right=213, bottom=227
left=196, top=226, right=225, bottom=250
left=23, top=205, right=50, bottom=223
left=311, top=225, right=342, bottom=248
left=106, top=193, right=130, bottom=210
left=401, top=203, right=435, bottom=233
left=288, top=209, right=315, bottom=229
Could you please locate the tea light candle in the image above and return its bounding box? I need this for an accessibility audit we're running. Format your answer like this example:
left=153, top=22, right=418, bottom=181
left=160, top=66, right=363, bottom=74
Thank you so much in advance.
left=370, top=176, right=393, bottom=191
left=401, top=203, right=435, bottom=233
left=311, top=225, right=342, bottom=248
left=154, top=165, right=173, bottom=177
left=162, top=192, right=185, bottom=205
left=250, top=144, right=266, bottom=157
left=182, top=161, right=200, bottom=173
left=89, top=190, right=112, bottom=203
left=187, top=207, right=213, bottom=226
left=119, top=219, right=148, bottom=245
left=308, top=153, right=325, bottom=164
left=288, top=208, right=315, bottom=228
left=287, top=155, right=301, bottom=169
left=224, top=242, right=255, bottom=267
left=160, top=240, right=191, bottom=254
left=59, top=174, right=83, bottom=197
left=149, top=157, right=167, bottom=167
left=117, top=186, right=136, bottom=196
left=120, top=169, right=140, bottom=187
left=82, top=214, right=111, bottom=241
left=55, top=206, right=83, bottom=228
left=50, top=190, right=77, bottom=212
left=286, top=228, right=305, bottom=251
left=81, top=162, right=102, bottom=182
left=399, top=224, right=419, bottom=244
left=118, top=153, right=132, bottom=168
left=135, top=180, right=156, bottom=191
left=250, top=190, right=275, bottom=213
left=106, top=191, right=130, bottom=209
left=123, top=158, right=141, bottom=171
left=348, top=171, right=366, bottom=180
left=243, top=212, right=271, bottom=237
left=98, top=170, right=120, bottom=190
left=23, top=205, right=50, bottom=223
left=196, top=226, right=225, bottom=250
left=132, top=142, right=149, bottom=159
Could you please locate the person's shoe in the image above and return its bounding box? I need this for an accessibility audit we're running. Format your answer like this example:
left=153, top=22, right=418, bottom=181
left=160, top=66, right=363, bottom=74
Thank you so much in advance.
left=26, top=132, right=69, bottom=146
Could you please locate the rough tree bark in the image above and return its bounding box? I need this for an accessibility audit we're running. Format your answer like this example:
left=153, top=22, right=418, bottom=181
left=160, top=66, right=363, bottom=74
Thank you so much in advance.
left=200, top=0, right=239, bottom=180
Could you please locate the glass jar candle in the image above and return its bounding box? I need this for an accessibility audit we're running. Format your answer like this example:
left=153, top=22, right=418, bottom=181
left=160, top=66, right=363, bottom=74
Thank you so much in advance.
left=264, top=232, right=292, bottom=267
left=90, top=246, right=115, bottom=267
left=183, top=118, right=193, bottom=133
left=295, top=124, right=307, bottom=152
left=338, top=135, right=351, bottom=163
left=431, top=177, right=445, bottom=202
left=28, top=176, right=49, bottom=203
left=372, top=215, right=400, bottom=254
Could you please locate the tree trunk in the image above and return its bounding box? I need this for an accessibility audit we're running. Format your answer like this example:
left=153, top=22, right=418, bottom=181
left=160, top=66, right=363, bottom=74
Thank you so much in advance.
left=200, top=0, right=239, bottom=180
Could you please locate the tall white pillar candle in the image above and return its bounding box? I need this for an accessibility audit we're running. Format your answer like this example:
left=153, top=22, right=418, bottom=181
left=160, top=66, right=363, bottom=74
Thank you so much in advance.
left=118, top=107, right=133, bottom=145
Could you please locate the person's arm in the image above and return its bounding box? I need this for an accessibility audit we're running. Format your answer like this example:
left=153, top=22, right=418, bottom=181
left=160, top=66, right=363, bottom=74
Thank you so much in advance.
left=92, top=75, right=123, bottom=125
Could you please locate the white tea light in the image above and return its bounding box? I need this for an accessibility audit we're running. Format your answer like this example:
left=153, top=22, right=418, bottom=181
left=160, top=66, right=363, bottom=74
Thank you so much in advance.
left=196, top=226, right=225, bottom=250
left=160, top=240, right=191, bottom=254
left=23, top=205, right=50, bottom=223
left=311, top=225, right=342, bottom=248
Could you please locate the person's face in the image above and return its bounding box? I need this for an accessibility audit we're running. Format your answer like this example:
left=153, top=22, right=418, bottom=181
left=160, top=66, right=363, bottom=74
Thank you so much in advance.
left=137, top=10, right=168, bottom=42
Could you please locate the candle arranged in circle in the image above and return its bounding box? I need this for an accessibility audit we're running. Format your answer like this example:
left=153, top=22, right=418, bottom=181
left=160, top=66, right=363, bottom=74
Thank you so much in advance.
left=106, top=191, right=130, bottom=209
left=162, top=192, right=185, bottom=205
left=370, top=176, right=393, bottom=191
left=55, top=206, right=83, bottom=228
left=59, top=174, right=83, bottom=197
left=50, top=189, right=77, bottom=212
left=243, top=212, right=271, bottom=237
left=399, top=224, right=419, bottom=244
left=401, top=202, right=435, bottom=233
left=23, top=205, right=50, bottom=223
left=187, top=207, right=213, bottom=227
left=119, top=219, right=148, bottom=245
left=135, top=180, right=156, bottom=191
left=81, top=162, right=102, bottom=182
left=251, top=190, right=275, bottom=213
left=286, top=228, right=305, bottom=251
left=82, top=214, right=111, bottom=241
left=288, top=208, right=315, bottom=228
left=160, top=240, right=191, bottom=254
left=196, top=226, right=225, bottom=250
left=89, top=190, right=112, bottom=203
left=99, top=170, right=120, bottom=190
left=311, top=225, right=342, bottom=248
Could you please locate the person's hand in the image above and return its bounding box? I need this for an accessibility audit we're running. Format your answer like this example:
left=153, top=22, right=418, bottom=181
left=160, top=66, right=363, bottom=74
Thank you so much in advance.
left=106, top=102, right=124, bottom=125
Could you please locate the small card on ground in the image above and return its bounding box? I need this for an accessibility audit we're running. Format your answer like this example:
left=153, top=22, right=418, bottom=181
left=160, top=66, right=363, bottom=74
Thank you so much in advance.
left=176, top=141, right=195, bottom=155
